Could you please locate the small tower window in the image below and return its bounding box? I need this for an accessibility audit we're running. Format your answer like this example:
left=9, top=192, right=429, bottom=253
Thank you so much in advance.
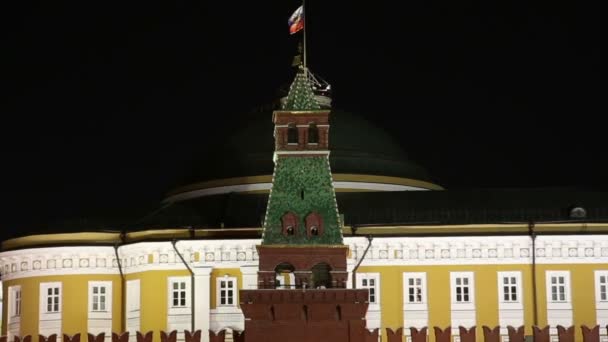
left=287, top=124, right=298, bottom=144
left=281, top=212, right=299, bottom=237
left=308, top=123, right=319, bottom=144
left=305, top=212, right=324, bottom=238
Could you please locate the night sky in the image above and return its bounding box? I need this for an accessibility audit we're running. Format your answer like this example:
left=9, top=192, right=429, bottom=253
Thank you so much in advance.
left=1, top=1, right=605, bottom=238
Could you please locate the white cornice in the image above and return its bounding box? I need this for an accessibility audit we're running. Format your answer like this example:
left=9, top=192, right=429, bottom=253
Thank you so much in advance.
left=2, top=236, right=608, bottom=280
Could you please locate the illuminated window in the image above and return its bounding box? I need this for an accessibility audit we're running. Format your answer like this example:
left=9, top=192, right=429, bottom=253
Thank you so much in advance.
left=40, top=282, right=61, bottom=313
left=455, top=277, right=470, bottom=302
left=450, top=272, right=475, bottom=306
left=358, top=273, right=380, bottom=304
left=89, top=282, right=112, bottom=312
left=9, top=286, right=21, bottom=317
left=217, top=277, right=237, bottom=306
left=596, top=271, right=608, bottom=301
left=498, top=272, right=522, bottom=303
left=404, top=273, right=426, bottom=304
left=551, top=276, right=567, bottom=302
left=169, top=278, right=189, bottom=308
left=546, top=271, right=570, bottom=303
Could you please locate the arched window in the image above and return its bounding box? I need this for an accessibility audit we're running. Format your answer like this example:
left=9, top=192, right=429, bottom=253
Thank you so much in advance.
left=308, top=123, right=319, bottom=144
left=287, top=124, right=298, bottom=144
left=305, top=212, right=324, bottom=238
left=281, top=212, right=299, bottom=236
left=311, top=262, right=332, bottom=288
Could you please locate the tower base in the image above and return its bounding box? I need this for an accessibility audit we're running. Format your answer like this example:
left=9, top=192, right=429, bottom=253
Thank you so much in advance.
left=240, top=289, right=371, bottom=342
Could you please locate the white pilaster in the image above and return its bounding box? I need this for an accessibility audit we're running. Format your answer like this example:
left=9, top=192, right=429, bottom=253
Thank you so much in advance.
left=193, top=267, right=213, bottom=342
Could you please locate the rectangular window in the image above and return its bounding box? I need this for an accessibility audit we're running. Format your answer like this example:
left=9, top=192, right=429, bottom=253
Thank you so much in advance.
left=598, top=272, right=608, bottom=302
left=173, top=281, right=187, bottom=307
left=220, top=280, right=232, bottom=305
left=15, top=288, right=22, bottom=316
left=498, top=272, right=522, bottom=303
left=404, top=273, right=426, bottom=304
left=455, top=277, right=470, bottom=302
left=362, top=278, right=376, bottom=303
left=450, top=272, right=475, bottom=308
left=216, top=277, right=237, bottom=307
left=92, top=285, right=106, bottom=311
left=88, top=281, right=112, bottom=315
left=168, top=277, right=190, bottom=308
left=595, top=271, right=608, bottom=314
left=503, top=276, right=518, bottom=301
left=9, top=286, right=22, bottom=318
left=46, top=286, right=61, bottom=312
left=551, top=276, right=567, bottom=302
left=545, top=271, right=571, bottom=305
left=40, top=282, right=62, bottom=317
left=358, top=273, right=380, bottom=304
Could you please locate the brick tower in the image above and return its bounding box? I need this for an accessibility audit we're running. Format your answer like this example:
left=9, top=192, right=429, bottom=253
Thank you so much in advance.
left=239, top=67, right=372, bottom=342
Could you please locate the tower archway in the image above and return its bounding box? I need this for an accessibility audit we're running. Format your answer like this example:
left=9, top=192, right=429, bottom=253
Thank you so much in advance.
left=311, top=262, right=332, bottom=288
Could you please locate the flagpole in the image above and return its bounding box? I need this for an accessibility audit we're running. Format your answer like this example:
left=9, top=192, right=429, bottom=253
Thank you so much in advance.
left=303, top=0, right=307, bottom=69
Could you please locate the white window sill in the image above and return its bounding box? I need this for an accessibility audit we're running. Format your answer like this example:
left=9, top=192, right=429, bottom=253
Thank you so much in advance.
left=89, top=311, right=112, bottom=320
left=452, top=303, right=475, bottom=311
left=547, top=302, right=572, bottom=310
left=168, top=307, right=191, bottom=315
left=212, top=306, right=240, bottom=314
left=404, top=303, right=427, bottom=311
left=498, top=302, right=524, bottom=310
left=40, top=312, right=61, bottom=321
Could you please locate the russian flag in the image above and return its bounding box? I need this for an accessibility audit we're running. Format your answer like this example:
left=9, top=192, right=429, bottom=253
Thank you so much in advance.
left=288, top=6, right=304, bottom=35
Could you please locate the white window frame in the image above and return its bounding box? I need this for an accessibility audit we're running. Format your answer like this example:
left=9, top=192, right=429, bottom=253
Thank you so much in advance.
left=88, top=281, right=112, bottom=319
left=8, top=285, right=22, bottom=322
left=498, top=271, right=523, bottom=310
left=403, top=272, right=427, bottom=309
left=168, top=277, right=191, bottom=315
left=40, top=282, right=62, bottom=320
left=450, top=272, right=475, bottom=310
left=216, top=276, right=237, bottom=307
left=357, top=273, right=381, bottom=305
left=595, top=271, right=608, bottom=310
left=546, top=271, right=571, bottom=310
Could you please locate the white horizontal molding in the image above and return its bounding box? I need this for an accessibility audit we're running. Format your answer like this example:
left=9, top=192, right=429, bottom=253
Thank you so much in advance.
left=346, top=235, right=608, bottom=266
left=0, top=246, right=118, bottom=280
left=0, top=240, right=261, bottom=279
left=3, top=236, right=608, bottom=279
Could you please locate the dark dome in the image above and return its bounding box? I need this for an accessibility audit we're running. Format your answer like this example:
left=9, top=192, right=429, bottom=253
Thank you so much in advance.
left=177, top=110, right=435, bottom=188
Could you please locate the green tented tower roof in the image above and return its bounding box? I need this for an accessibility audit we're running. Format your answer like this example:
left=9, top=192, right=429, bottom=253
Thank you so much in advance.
left=281, top=67, right=321, bottom=111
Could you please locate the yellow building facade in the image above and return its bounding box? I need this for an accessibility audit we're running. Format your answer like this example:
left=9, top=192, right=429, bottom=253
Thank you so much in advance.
left=2, top=225, right=608, bottom=342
